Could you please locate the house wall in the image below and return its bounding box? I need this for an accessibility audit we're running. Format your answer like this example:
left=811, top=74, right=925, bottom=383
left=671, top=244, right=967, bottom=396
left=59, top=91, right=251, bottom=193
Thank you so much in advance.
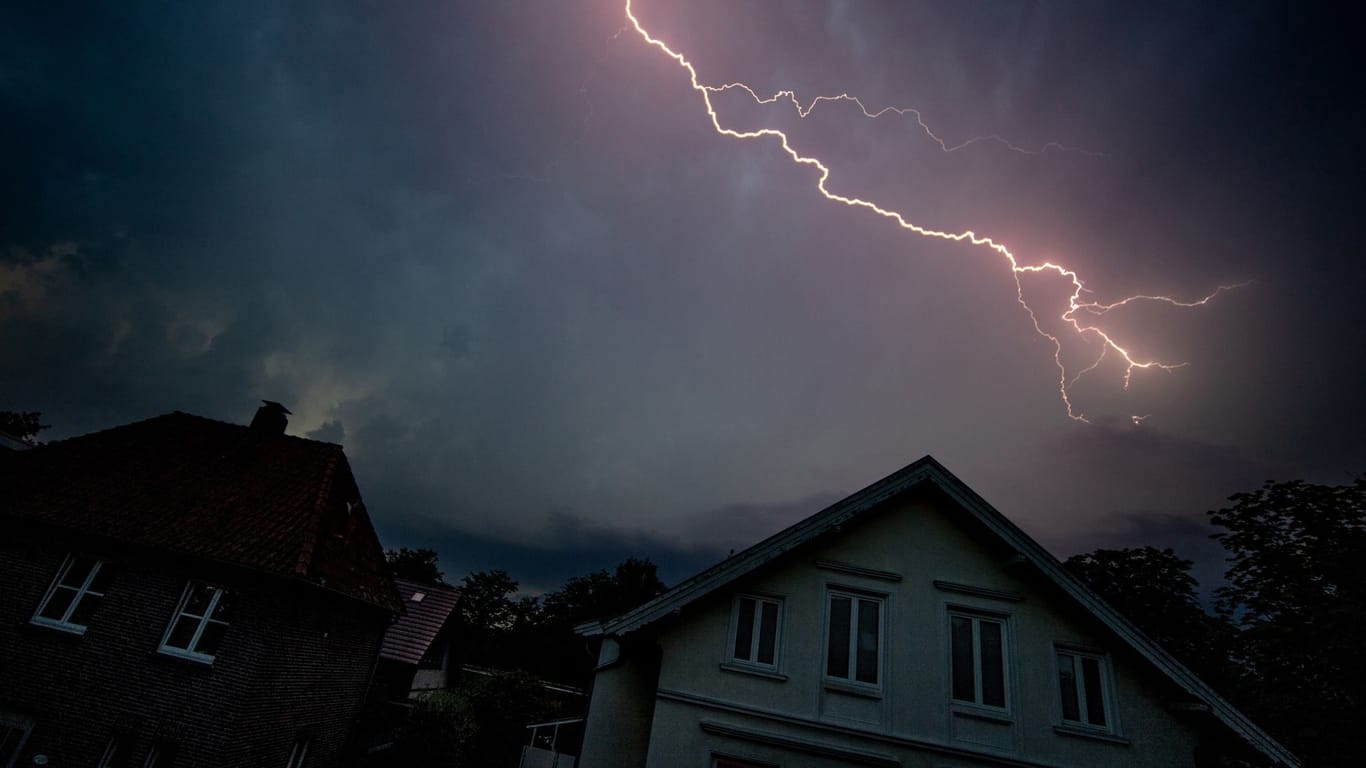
left=580, top=637, right=660, bottom=768
left=0, top=525, right=388, bottom=767
left=610, top=493, right=1203, bottom=768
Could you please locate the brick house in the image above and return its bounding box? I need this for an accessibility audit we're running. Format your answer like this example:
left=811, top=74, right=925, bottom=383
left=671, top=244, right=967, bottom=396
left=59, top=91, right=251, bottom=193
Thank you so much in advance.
left=0, top=404, right=402, bottom=767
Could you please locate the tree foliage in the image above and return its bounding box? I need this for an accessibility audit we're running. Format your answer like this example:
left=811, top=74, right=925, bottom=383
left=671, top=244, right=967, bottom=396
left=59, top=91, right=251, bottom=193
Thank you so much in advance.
left=390, top=670, right=554, bottom=767
left=385, top=547, right=446, bottom=585
left=449, top=558, right=667, bottom=686
left=1064, top=546, right=1232, bottom=687
left=1210, top=477, right=1366, bottom=767
left=0, top=410, right=48, bottom=443
left=539, top=557, right=666, bottom=628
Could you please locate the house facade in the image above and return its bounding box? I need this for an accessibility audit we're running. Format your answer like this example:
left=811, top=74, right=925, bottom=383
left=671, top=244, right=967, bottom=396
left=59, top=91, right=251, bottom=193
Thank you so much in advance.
left=0, top=405, right=402, bottom=767
left=577, top=457, right=1297, bottom=768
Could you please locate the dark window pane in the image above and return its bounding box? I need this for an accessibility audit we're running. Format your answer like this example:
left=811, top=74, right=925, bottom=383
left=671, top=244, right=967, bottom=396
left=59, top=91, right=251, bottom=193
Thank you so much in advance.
left=67, top=592, right=102, bottom=626
left=60, top=557, right=97, bottom=588
left=827, top=596, right=851, bottom=679
left=39, top=587, right=77, bottom=621
left=183, top=585, right=212, bottom=617
left=757, top=601, right=778, bottom=665
left=951, top=615, right=975, bottom=701
left=733, top=598, right=756, bottom=661
left=195, top=620, right=228, bottom=657
left=165, top=615, right=200, bottom=649
left=1058, top=653, right=1080, bottom=721
left=210, top=589, right=233, bottom=621
left=856, top=599, right=879, bottom=684
left=87, top=562, right=114, bottom=593
left=1082, top=657, right=1107, bottom=726
left=980, top=620, right=1005, bottom=708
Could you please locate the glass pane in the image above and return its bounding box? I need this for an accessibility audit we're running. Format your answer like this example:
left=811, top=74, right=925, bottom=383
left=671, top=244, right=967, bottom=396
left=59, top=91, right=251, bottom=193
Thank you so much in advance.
left=165, top=615, right=200, bottom=649
left=1057, top=653, right=1081, bottom=721
left=183, top=584, right=212, bottom=617
left=60, top=557, right=97, bottom=588
left=951, top=615, right=975, bottom=701
left=980, top=620, right=1005, bottom=707
left=195, top=620, right=229, bottom=657
left=67, top=592, right=103, bottom=626
left=38, top=586, right=77, bottom=621
left=1082, top=657, right=1107, bottom=726
left=733, top=598, right=755, bottom=661
left=87, top=561, right=114, bottom=593
left=210, top=589, right=233, bottom=621
left=827, top=596, right=851, bottom=679
left=756, top=601, right=778, bottom=665
left=856, top=599, right=879, bottom=684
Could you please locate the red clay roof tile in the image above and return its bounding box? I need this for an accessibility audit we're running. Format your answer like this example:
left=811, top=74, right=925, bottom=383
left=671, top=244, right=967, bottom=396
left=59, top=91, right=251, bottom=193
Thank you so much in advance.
left=1, top=411, right=402, bottom=613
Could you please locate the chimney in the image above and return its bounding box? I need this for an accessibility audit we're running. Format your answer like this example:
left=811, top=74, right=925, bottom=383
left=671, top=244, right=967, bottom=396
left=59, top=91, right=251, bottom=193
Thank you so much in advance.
left=249, top=400, right=291, bottom=437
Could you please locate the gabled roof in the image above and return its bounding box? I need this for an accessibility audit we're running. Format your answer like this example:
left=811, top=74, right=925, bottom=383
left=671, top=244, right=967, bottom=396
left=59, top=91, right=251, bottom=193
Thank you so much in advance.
left=380, top=577, right=462, bottom=665
left=580, top=455, right=1299, bottom=768
left=0, top=411, right=402, bottom=613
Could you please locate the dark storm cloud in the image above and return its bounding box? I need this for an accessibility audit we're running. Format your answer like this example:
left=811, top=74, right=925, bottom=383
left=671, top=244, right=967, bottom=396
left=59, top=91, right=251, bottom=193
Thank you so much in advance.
left=4, top=1, right=1363, bottom=586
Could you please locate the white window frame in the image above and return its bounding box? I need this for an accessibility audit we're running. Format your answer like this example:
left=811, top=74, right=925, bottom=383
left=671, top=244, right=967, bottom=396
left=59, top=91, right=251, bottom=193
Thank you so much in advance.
left=31, top=553, right=108, bottom=634
left=1054, top=647, right=1118, bottom=733
left=285, top=737, right=311, bottom=768
left=823, top=588, right=885, bottom=690
left=0, top=711, right=34, bottom=768
left=727, top=594, right=783, bottom=671
left=158, top=581, right=231, bottom=663
left=948, top=610, right=1012, bottom=715
left=95, top=736, right=123, bottom=768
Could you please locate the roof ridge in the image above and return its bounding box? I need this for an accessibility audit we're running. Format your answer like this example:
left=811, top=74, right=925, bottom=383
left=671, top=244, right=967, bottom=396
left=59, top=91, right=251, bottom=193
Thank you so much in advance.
left=40, top=411, right=346, bottom=450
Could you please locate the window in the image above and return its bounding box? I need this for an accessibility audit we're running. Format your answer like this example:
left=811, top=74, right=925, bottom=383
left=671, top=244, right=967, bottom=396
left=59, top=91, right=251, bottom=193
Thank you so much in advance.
left=729, top=595, right=782, bottom=669
left=285, top=738, right=311, bottom=768
left=825, top=590, right=882, bottom=686
left=0, top=711, right=34, bottom=768
left=158, top=582, right=232, bottom=662
left=949, top=612, right=1009, bottom=710
left=142, top=744, right=176, bottom=768
left=1056, top=649, right=1113, bottom=730
left=32, top=554, right=111, bottom=633
left=95, top=736, right=125, bottom=768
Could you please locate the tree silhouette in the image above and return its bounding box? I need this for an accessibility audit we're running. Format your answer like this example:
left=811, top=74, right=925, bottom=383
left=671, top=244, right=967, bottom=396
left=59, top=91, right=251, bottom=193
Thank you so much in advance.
left=1211, top=477, right=1366, bottom=767
left=385, top=547, right=446, bottom=585
left=1, top=410, right=48, bottom=443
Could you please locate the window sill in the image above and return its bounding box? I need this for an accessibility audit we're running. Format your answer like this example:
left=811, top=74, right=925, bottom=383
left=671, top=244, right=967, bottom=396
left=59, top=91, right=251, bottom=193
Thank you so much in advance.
left=950, top=704, right=1013, bottom=725
left=28, top=618, right=88, bottom=636
left=719, top=662, right=787, bottom=682
left=155, top=647, right=216, bottom=667
left=1054, top=724, right=1130, bottom=745
left=822, top=679, right=882, bottom=700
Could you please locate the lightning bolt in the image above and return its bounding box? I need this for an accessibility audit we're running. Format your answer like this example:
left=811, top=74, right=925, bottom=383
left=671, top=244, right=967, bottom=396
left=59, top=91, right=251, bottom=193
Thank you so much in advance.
left=702, top=82, right=1106, bottom=157
left=623, top=0, right=1242, bottom=423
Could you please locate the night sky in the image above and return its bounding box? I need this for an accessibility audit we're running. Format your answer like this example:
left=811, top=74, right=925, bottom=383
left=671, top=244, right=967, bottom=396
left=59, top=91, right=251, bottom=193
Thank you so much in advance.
left=4, top=1, right=1363, bottom=593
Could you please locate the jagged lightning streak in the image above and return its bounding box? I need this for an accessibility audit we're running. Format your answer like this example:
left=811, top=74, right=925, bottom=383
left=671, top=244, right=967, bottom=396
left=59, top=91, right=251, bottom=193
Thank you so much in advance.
left=624, top=0, right=1240, bottom=423
left=702, top=82, right=1106, bottom=157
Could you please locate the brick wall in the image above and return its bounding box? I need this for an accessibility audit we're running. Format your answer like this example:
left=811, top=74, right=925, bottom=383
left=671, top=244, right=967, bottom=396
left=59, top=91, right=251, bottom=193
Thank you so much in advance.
left=0, top=524, right=390, bottom=767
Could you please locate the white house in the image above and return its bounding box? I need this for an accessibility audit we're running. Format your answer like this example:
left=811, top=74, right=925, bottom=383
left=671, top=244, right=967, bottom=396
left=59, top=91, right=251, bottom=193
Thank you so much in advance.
left=576, top=456, right=1297, bottom=768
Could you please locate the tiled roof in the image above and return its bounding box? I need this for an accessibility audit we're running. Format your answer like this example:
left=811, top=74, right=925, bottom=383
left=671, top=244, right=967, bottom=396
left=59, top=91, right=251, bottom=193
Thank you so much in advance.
left=0, top=411, right=402, bottom=613
left=380, top=577, right=461, bottom=665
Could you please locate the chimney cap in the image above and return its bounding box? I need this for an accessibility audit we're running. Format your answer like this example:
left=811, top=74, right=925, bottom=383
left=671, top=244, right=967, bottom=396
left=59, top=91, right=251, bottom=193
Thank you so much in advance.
left=260, top=400, right=292, bottom=415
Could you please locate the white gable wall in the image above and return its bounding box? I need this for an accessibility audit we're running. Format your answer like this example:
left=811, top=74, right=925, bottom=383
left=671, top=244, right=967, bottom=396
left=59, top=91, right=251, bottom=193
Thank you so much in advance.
left=640, top=493, right=1203, bottom=767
